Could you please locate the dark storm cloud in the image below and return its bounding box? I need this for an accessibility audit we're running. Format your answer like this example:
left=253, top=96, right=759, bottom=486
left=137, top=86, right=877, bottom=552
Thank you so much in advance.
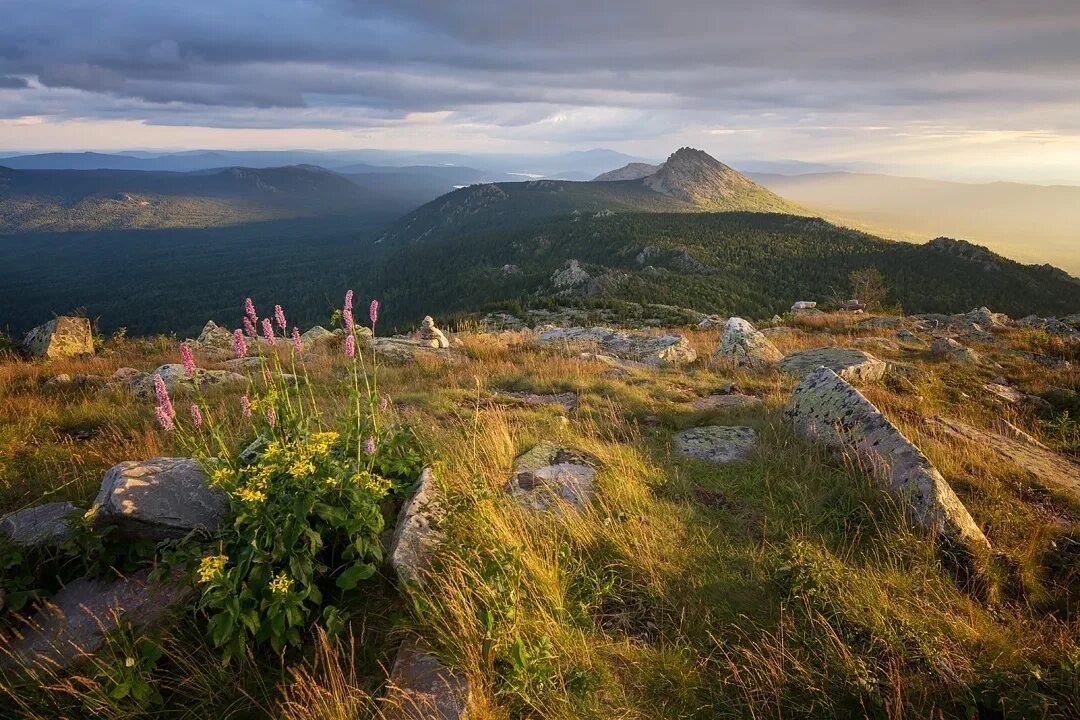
left=1, top=0, right=1079, bottom=133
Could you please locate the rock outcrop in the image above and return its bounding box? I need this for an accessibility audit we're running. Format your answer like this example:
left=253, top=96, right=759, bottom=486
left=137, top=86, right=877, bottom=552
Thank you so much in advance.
left=91, top=458, right=228, bottom=540
left=506, top=442, right=599, bottom=512
left=22, top=317, right=94, bottom=359
left=389, top=469, right=445, bottom=587
left=673, top=426, right=757, bottom=464
left=191, top=321, right=233, bottom=351
left=537, top=327, right=696, bottom=367
left=778, top=347, right=887, bottom=383
left=714, top=318, right=783, bottom=368
left=129, top=364, right=247, bottom=399
left=930, top=337, right=982, bottom=364
left=1, top=502, right=76, bottom=547
left=787, top=368, right=989, bottom=553
left=382, top=641, right=471, bottom=720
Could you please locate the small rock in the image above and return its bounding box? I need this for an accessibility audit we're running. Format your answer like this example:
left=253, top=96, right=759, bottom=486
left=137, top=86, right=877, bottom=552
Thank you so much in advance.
left=714, top=318, right=783, bottom=369
left=673, top=426, right=757, bottom=464
left=382, top=641, right=471, bottom=720
left=930, top=337, right=981, bottom=364
left=389, top=469, right=444, bottom=588
left=506, top=442, right=599, bottom=512
left=1, top=502, right=77, bottom=547
left=791, top=301, right=817, bottom=312
left=92, top=458, right=228, bottom=540
left=22, top=317, right=94, bottom=359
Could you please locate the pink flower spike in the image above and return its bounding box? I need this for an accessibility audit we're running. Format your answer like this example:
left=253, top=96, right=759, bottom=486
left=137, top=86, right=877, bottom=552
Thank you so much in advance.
left=232, top=329, right=247, bottom=359
left=265, top=406, right=277, bottom=427
left=369, top=299, right=379, bottom=325
left=153, top=373, right=174, bottom=419
left=244, top=297, right=258, bottom=325
left=180, top=343, right=196, bottom=378
left=344, top=334, right=356, bottom=358
left=190, top=404, right=203, bottom=430
left=261, top=317, right=276, bottom=346
left=155, top=405, right=175, bottom=432
left=243, top=317, right=256, bottom=338
left=240, top=395, right=251, bottom=418
left=291, top=327, right=302, bottom=353
left=274, top=304, right=286, bottom=330
left=343, top=289, right=355, bottom=330
left=363, top=436, right=377, bottom=455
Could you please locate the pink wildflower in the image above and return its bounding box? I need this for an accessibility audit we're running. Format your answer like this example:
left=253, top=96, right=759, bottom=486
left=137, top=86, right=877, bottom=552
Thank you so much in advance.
left=180, top=343, right=196, bottom=378
left=190, top=404, right=203, bottom=430
left=363, top=436, right=377, bottom=455
left=344, top=334, right=356, bottom=358
left=240, top=395, right=251, bottom=418
left=265, top=406, right=277, bottom=427
left=369, top=299, right=379, bottom=325
left=274, top=304, right=286, bottom=330
left=153, top=373, right=174, bottom=419
left=243, top=317, right=257, bottom=338
left=232, top=328, right=247, bottom=359
left=291, top=327, right=302, bottom=353
left=244, top=297, right=258, bottom=325
left=155, top=405, right=175, bottom=432
left=261, top=317, right=276, bottom=346
left=343, top=289, right=355, bottom=329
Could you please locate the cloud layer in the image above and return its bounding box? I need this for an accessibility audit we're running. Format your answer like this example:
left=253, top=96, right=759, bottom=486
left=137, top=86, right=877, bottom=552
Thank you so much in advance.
left=2, top=1, right=1080, bottom=180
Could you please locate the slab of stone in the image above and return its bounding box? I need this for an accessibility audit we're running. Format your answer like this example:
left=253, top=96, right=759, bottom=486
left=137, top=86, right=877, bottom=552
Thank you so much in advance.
left=689, top=394, right=763, bottom=412
left=932, top=416, right=1080, bottom=504
left=5, top=570, right=190, bottom=671
left=538, top=327, right=696, bottom=367
left=490, top=390, right=578, bottom=411
left=778, top=347, right=887, bottom=384
left=714, top=318, right=783, bottom=369
left=1, top=502, right=76, bottom=547
left=92, top=457, right=228, bottom=540
left=131, top=364, right=247, bottom=400
left=787, top=367, right=989, bottom=552
left=375, top=338, right=455, bottom=364
left=389, top=469, right=444, bottom=588
left=22, top=317, right=94, bottom=359
left=506, top=442, right=599, bottom=512
left=382, top=641, right=471, bottom=720
left=673, top=426, right=757, bottom=464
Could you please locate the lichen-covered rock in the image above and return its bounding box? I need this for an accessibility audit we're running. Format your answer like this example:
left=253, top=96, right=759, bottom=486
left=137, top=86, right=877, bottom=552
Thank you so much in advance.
left=506, top=442, right=599, bottom=512
left=389, top=469, right=444, bottom=587
left=778, top=347, right=887, bottom=383
left=21, top=317, right=94, bottom=359
left=673, top=426, right=757, bottom=464
left=91, top=458, right=227, bottom=540
left=1, top=502, right=76, bottom=547
left=714, top=318, right=783, bottom=368
left=787, top=368, right=989, bottom=552
left=537, top=327, right=695, bottom=367
left=191, top=320, right=233, bottom=351
left=382, top=641, right=471, bottom=720
left=131, top=364, right=247, bottom=399
left=689, top=394, right=763, bottom=412
left=5, top=570, right=190, bottom=671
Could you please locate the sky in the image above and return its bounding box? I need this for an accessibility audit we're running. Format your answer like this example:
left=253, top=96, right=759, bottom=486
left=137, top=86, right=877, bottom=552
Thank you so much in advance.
left=2, top=1, right=1080, bottom=183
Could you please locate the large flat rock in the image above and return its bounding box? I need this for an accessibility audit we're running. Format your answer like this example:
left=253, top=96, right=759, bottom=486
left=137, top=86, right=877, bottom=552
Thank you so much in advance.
left=673, top=426, right=757, bottom=464
left=778, top=347, right=887, bottom=383
left=505, top=442, right=599, bottom=512
left=1, top=502, right=76, bottom=547
left=788, top=368, right=989, bottom=553
left=538, top=327, right=696, bottom=367
left=389, top=469, right=444, bottom=588
left=92, top=457, right=228, bottom=540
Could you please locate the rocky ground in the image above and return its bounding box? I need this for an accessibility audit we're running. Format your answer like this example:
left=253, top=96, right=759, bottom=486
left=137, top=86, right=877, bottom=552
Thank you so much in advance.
left=1, top=307, right=1079, bottom=719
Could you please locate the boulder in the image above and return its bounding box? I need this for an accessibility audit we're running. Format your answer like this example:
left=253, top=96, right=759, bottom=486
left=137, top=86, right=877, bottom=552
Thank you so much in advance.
left=1, top=502, right=76, bottom=547
left=673, top=426, right=757, bottom=464
left=714, top=318, right=783, bottom=368
left=419, top=316, right=451, bottom=349
left=787, top=368, right=989, bottom=553
left=131, top=364, right=247, bottom=399
left=791, top=301, right=817, bottom=313
left=932, top=417, right=1080, bottom=504
left=300, top=325, right=338, bottom=351
left=697, top=315, right=725, bottom=329
left=191, top=321, right=233, bottom=351
left=21, top=317, right=94, bottom=359
left=778, top=347, right=887, bottom=384
left=506, top=442, right=599, bottom=512
left=91, top=458, right=228, bottom=540
left=689, top=394, right=763, bottom=412
left=375, top=338, right=458, bottom=364
left=930, top=337, right=982, bottom=364
left=389, top=469, right=445, bottom=587
left=382, top=641, right=471, bottom=720
left=537, top=327, right=696, bottom=367
left=5, top=570, right=190, bottom=671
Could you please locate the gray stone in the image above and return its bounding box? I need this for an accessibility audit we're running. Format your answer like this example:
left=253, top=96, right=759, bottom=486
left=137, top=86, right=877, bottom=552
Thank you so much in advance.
left=714, top=318, right=783, bottom=368
left=791, top=301, right=817, bottom=312
left=389, top=469, right=444, bottom=588
left=131, top=364, right=247, bottom=400
left=506, top=442, right=599, bottom=512
left=689, top=394, right=763, bottom=412
left=538, top=327, right=696, bottom=367
left=930, top=337, right=982, bottom=364
left=778, top=347, right=887, bottom=384
left=419, top=316, right=451, bottom=349
left=92, top=458, right=228, bottom=540
left=191, top=321, right=233, bottom=351
left=787, top=368, right=989, bottom=552
left=382, top=641, right=471, bottom=720
left=22, top=317, right=94, bottom=359
left=375, top=338, right=458, bottom=364
left=673, top=426, right=757, bottom=464
left=300, top=325, right=337, bottom=351
left=0, top=502, right=76, bottom=547
left=551, top=259, right=591, bottom=291
left=5, top=570, right=190, bottom=672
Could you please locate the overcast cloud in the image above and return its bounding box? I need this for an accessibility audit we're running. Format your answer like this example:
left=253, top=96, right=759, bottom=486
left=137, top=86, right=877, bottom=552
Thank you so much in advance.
left=2, top=0, right=1079, bottom=181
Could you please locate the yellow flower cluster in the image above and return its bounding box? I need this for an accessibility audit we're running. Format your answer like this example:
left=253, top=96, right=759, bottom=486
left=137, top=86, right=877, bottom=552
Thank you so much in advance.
left=268, top=571, right=291, bottom=596
left=236, top=485, right=267, bottom=503
left=226, top=430, right=343, bottom=503
left=210, top=467, right=234, bottom=487
left=352, top=471, right=392, bottom=498
left=198, top=554, right=228, bottom=583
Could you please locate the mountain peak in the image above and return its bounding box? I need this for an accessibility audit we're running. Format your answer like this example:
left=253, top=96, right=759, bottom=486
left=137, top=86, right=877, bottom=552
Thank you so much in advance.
left=643, top=147, right=804, bottom=213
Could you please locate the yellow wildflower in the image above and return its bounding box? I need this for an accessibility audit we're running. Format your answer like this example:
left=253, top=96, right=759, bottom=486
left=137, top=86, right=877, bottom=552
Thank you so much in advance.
left=197, top=554, right=228, bottom=583
left=262, top=442, right=282, bottom=459
left=268, top=571, right=291, bottom=596
left=210, top=468, right=233, bottom=487
left=352, top=472, right=392, bottom=497
left=236, top=485, right=267, bottom=503
left=288, top=459, right=316, bottom=478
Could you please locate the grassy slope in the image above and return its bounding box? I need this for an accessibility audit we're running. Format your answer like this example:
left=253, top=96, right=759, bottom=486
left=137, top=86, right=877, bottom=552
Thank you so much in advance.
left=1, top=317, right=1079, bottom=718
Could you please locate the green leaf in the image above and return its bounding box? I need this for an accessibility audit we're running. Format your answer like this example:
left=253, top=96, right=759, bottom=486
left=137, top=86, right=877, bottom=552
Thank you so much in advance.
left=335, top=562, right=375, bottom=590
